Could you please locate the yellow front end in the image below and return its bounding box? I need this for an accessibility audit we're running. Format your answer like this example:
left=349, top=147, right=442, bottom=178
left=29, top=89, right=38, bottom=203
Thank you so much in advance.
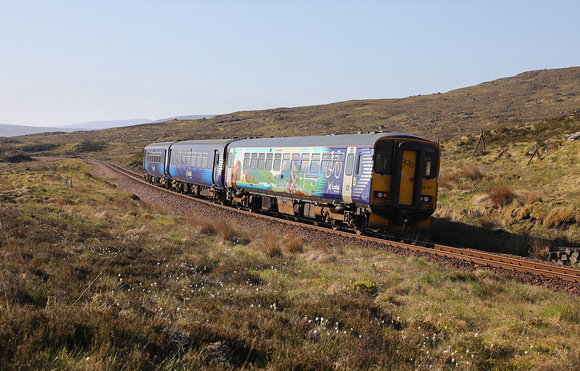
left=369, top=138, right=439, bottom=229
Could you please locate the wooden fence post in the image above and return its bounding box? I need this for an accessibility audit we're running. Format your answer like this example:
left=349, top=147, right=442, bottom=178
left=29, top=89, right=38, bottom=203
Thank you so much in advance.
left=471, top=129, right=486, bottom=158
left=526, top=145, right=541, bottom=165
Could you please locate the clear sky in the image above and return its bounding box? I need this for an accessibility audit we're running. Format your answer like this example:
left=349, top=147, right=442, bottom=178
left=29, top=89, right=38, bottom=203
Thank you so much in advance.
left=1, top=1, right=579, bottom=127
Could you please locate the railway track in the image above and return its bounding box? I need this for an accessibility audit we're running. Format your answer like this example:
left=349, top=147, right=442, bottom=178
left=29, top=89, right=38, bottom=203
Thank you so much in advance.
left=97, top=160, right=580, bottom=285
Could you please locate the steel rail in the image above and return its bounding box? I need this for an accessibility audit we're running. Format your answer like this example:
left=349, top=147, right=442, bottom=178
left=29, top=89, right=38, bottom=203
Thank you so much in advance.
left=98, top=161, right=580, bottom=284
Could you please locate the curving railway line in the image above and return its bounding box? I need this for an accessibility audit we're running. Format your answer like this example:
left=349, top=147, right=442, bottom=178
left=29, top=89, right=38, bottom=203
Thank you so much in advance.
left=95, top=160, right=580, bottom=293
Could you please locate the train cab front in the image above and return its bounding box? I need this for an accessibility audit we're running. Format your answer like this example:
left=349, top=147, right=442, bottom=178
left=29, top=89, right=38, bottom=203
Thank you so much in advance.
left=369, top=137, right=440, bottom=229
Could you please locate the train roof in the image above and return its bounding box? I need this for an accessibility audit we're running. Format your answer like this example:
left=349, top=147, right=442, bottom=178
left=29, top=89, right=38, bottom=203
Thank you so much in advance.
left=227, top=132, right=428, bottom=149
left=144, top=133, right=433, bottom=152
left=144, top=141, right=175, bottom=150
left=170, top=138, right=237, bottom=149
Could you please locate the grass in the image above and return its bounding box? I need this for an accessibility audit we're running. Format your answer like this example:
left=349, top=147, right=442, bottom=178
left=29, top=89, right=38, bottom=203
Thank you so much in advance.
left=1, top=159, right=579, bottom=369
left=433, top=114, right=580, bottom=254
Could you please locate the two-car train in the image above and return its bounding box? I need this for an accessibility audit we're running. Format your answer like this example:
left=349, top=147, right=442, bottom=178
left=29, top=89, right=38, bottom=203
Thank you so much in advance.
left=143, top=132, right=440, bottom=233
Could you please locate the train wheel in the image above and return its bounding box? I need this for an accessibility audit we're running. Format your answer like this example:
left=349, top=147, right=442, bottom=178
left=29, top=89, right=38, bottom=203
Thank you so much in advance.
left=353, top=215, right=368, bottom=235
left=331, top=219, right=339, bottom=231
left=324, top=209, right=339, bottom=230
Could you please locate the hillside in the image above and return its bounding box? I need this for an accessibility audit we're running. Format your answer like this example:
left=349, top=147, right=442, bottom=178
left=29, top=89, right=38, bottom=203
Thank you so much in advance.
left=1, top=66, right=580, bottom=163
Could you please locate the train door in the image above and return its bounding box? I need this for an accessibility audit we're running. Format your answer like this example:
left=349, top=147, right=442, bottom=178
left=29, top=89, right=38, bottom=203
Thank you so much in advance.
left=164, top=148, right=172, bottom=177
left=212, top=150, right=220, bottom=186
left=225, top=148, right=235, bottom=187
left=398, top=149, right=416, bottom=205
left=393, top=141, right=425, bottom=207
left=342, top=147, right=356, bottom=204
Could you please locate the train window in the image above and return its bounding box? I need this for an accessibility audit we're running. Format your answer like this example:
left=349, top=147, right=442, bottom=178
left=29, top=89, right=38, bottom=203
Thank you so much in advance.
left=423, top=149, right=438, bottom=179
left=301, top=154, right=310, bottom=171
left=227, top=151, right=234, bottom=168
left=356, top=154, right=364, bottom=175
left=321, top=153, right=332, bottom=175
left=345, top=153, right=355, bottom=176
left=273, top=153, right=282, bottom=171
left=202, top=153, right=209, bottom=168
left=257, top=153, right=266, bottom=170
left=250, top=153, right=258, bottom=169
left=310, top=153, right=320, bottom=173
left=374, top=141, right=393, bottom=175
left=291, top=153, right=300, bottom=172
left=243, top=153, right=250, bottom=169
left=281, top=153, right=291, bottom=171
left=265, top=153, right=273, bottom=171
left=333, top=159, right=343, bottom=177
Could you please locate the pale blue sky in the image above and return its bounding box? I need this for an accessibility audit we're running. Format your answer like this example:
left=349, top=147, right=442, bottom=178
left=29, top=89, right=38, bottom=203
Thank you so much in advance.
left=1, top=0, right=579, bottom=127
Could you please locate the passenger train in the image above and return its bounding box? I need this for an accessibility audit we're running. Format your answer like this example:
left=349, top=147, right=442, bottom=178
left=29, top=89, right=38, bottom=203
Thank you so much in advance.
left=143, top=132, right=440, bottom=233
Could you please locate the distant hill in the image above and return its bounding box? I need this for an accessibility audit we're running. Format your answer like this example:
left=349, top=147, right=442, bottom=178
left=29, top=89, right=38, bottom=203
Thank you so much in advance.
left=0, top=116, right=216, bottom=137
left=61, top=118, right=153, bottom=130
left=150, top=115, right=215, bottom=123
left=0, top=124, right=77, bottom=137
left=2, top=66, right=580, bottom=163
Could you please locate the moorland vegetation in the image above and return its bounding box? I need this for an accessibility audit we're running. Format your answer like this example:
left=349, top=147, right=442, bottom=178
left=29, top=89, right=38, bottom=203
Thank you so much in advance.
left=0, top=160, right=578, bottom=369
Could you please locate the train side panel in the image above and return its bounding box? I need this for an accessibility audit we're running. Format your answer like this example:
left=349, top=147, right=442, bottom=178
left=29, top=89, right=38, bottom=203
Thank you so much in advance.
left=168, top=147, right=215, bottom=188
left=228, top=145, right=355, bottom=202
left=143, top=142, right=174, bottom=179
left=167, top=139, right=235, bottom=190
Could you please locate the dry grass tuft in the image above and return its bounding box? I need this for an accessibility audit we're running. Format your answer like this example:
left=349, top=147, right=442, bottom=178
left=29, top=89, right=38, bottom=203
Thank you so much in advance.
left=529, top=239, right=551, bottom=260
left=193, top=216, right=253, bottom=244
left=252, top=235, right=284, bottom=257
left=488, top=185, right=518, bottom=206
left=282, top=233, right=304, bottom=253
left=522, top=191, right=544, bottom=204
left=457, top=163, right=484, bottom=180
left=439, top=163, right=484, bottom=190
left=544, top=205, right=579, bottom=229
